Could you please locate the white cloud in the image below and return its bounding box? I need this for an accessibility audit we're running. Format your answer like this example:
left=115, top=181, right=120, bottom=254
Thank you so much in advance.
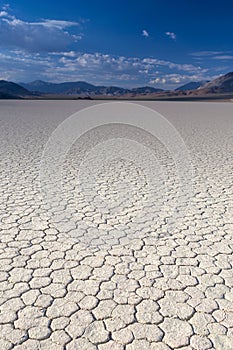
left=142, top=29, right=149, bottom=38
left=0, top=9, right=81, bottom=52
left=2, top=4, right=10, bottom=11
left=212, top=55, right=233, bottom=60
left=142, top=57, right=204, bottom=73
left=150, top=77, right=166, bottom=84
left=165, top=32, right=176, bottom=40
left=190, top=51, right=225, bottom=57
left=38, top=19, right=79, bottom=29
left=0, top=46, right=213, bottom=89
left=48, top=52, right=209, bottom=87
left=149, top=72, right=220, bottom=87
left=0, top=10, right=8, bottom=17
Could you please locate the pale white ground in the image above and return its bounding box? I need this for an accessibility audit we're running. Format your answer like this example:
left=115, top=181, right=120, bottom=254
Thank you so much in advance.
left=0, top=100, right=233, bottom=349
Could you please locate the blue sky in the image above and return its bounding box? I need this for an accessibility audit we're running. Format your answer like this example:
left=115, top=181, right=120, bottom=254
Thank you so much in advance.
left=0, top=0, right=232, bottom=88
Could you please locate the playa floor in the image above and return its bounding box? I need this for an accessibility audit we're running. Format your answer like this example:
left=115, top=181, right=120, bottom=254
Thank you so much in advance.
left=0, top=100, right=233, bottom=349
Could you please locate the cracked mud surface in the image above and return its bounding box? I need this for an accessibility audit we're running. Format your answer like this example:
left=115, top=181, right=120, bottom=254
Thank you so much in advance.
left=0, top=100, right=233, bottom=349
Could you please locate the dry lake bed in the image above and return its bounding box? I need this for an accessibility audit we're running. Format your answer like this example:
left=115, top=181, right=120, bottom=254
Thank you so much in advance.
left=0, top=100, right=233, bottom=349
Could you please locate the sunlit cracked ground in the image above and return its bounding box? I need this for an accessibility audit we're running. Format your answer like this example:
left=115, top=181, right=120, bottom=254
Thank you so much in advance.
left=0, top=100, right=233, bottom=350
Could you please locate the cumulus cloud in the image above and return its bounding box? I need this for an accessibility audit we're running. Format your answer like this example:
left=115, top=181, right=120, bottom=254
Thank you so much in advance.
left=0, top=9, right=81, bottom=52
left=59, top=52, right=202, bottom=74
left=141, top=57, right=204, bottom=72
left=150, top=77, right=166, bottom=84
left=149, top=72, right=219, bottom=87
left=165, top=31, right=176, bottom=40
left=142, top=29, right=149, bottom=38
left=0, top=47, right=213, bottom=89
left=0, top=10, right=8, bottom=17
left=45, top=52, right=209, bottom=87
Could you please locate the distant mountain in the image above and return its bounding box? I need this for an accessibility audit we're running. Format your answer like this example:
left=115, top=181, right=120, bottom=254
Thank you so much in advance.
left=199, top=72, right=233, bottom=93
left=131, top=86, right=163, bottom=94
left=20, top=80, right=164, bottom=96
left=0, top=80, right=30, bottom=98
left=95, top=86, right=131, bottom=95
left=175, top=81, right=208, bottom=91
left=20, top=80, right=98, bottom=94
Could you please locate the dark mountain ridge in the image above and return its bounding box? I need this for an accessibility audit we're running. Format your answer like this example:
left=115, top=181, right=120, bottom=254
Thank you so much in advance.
left=0, top=80, right=30, bottom=98
left=175, top=81, right=208, bottom=91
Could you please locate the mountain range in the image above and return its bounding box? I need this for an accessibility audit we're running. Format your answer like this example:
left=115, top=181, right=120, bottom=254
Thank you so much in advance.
left=0, top=72, right=233, bottom=99
left=20, top=80, right=164, bottom=96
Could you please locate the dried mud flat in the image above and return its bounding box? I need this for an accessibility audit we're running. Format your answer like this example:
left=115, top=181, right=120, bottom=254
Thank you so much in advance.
left=0, top=100, right=233, bottom=350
